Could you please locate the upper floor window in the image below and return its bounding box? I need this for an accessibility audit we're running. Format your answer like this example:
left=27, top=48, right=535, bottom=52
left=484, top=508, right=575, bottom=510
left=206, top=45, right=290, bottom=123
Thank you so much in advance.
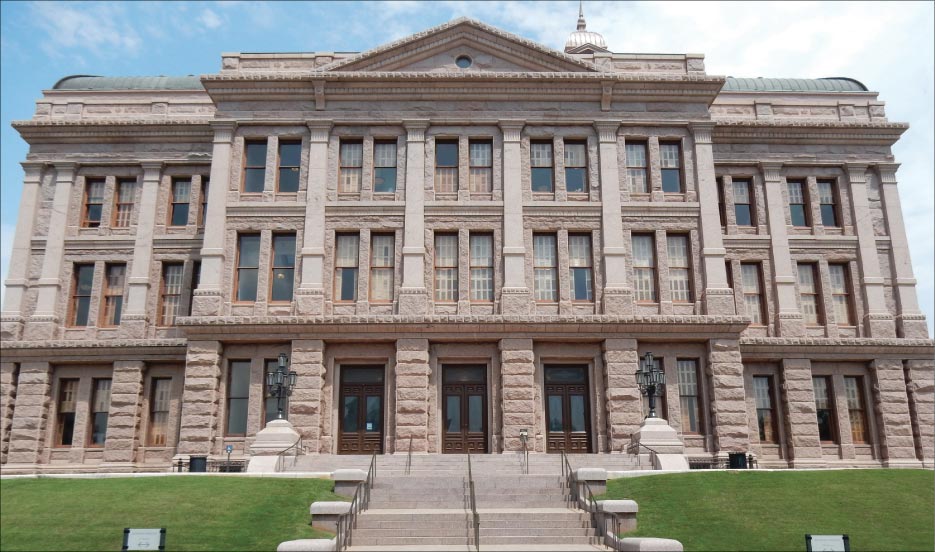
left=270, top=233, right=296, bottom=302
left=82, top=178, right=106, bottom=228
left=568, top=233, right=593, bottom=302
left=733, top=179, right=754, bottom=226
left=717, top=178, right=727, bottom=226
left=148, top=378, right=172, bottom=446
left=113, top=178, right=136, bottom=228
left=677, top=359, right=701, bottom=434
left=844, top=376, right=869, bottom=443
left=243, top=141, right=267, bottom=193
left=199, top=177, right=210, bottom=227
left=564, top=141, right=588, bottom=193
left=169, top=178, right=191, bottom=227
left=335, top=233, right=359, bottom=302
left=632, top=234, right=657, bottom=302
left=753, top=376, right=778, bottom=442
left=660, top=142, right=682, bottom=193
left=55, top=379, right=79, bottom=447
left=817, top=179, right=839, bottom=227
left=813, top=376, right=837, bottom=443
left=339, top=140, right=363, bottom=194
left=235, top=234, right=261, bottom=302
left=829, top=263, right=854, bottom=326
left=470, top=233, right=493, bottom=302
left=159, top=263, right=184, bottom=326
left=469, top=140, right=493, bottom=194
left=70, top=264, right=95, bottom=327
left=533, top=233, right=558, bottom=301
left=626, top=142, right=648, bottom=194
left=667, top=234, right=692, bottom=302
left=277, top=140, right=301, bottom=193
left=88, top=378, right=112, bottom=447
left=530, top=141, right=554, bottom=193
left=370, top=234, right=395, bottom=302
left=100, top=263, right=125, bottom=327
left=741, top=263, right=765, bottom=325
left=373, top=141, right=398, bottom=193
left=435, top=140, right=459, bottom=193
left=797, top=262, right=822, bottom=325
left=188, top=262, right=200, bottom=317
left=787, top=180, right=809, bottom=227
left=434, top=233, right=459, bottom=302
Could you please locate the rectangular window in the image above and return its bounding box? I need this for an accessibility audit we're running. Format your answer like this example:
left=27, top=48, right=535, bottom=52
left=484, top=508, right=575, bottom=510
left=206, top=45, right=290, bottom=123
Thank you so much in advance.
left=88, top=378, right=111, bottom=446
left=243, top=140, right=267, bottom=193
left=434, top=233, right=459, bottom=302
left=844, top=376, right=869, bottom=443
left=667, top=234, right=692, bottom=302
left=564, top=141, right=588, bottom=193
left=677, top=360, right=701, bottom=434
left=470, top=233, right=493, bottom=302
left=829, top=263, right=854, bottom=326
left=335, top=233, right=359, bottom=301
left=148, top=378, right=172, bottom=446
left=199, top=177, right=209, bottom=227
left=787, top=180, right=809, bottom=227
left=733, top=179, right=754, bottom=226
left=568, top=234, right=593, bottom=301
left=632, top=234, right=656, bottom=302
left=370, top=234, right=395, bottom=302
left=373, top=140, right=398, bottom=193
left=626, top=142, right=648, bottom=193
left=56, top=379, right=79, bottom=447
left=277, top=140, right=301, bottom=193
left=100, top=264, right=126, bottom=327
left=187, top=261, right=200, bottom=317
left=741, top=263, right=765, bottom=325
left=159, top=263, right=184, bottom=326
left=113, top=178, right=135, bottom=228
left=264, top=359, right=289, bottom=422
left=270, top=234, right=296, bottom=302
left=817, top=179, right=839, bottom=227
left=339, top=140, right=363, bottom=193
left=71, top=264, right=95, bottom=327
left=435, top=139, right=459, bottom=193
left=169, top=178, right=191, bottom=227
left=717, top=177, right=727, bottom=226
left=797, top=263, right=822, bottom=325
left=813, top=376, right=836, bottom=443
left=226, top=361, right=250, bottom=436
left=660, top=142, right=682, bottom=193
left=533, top=234, right=558, bottom=301
left=753, top=376, right=778, bottom=443
left=82, top=178, right=106, bottom=228
left=530, top=141, right=554, bottom=193
left=469, top=140, right=493, bottom=194
left=235, top=234, right=261, bottom=302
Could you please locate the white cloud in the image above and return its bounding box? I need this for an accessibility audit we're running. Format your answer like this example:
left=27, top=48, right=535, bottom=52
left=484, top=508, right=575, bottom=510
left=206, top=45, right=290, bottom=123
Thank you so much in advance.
left=198, top=8, right=223, bottom=30
left=30, top=1, right=142, bottom=59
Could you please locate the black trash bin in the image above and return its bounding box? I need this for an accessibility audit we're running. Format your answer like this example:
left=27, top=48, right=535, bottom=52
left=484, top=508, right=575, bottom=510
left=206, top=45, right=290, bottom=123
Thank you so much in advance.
left=728, top=452, right=748, bottom=469
left=189, top=455, right=208, bottom=472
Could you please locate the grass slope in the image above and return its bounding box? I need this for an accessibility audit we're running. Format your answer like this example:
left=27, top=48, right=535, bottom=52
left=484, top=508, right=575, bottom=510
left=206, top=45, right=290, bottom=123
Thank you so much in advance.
left=601, top=469, right=934, bottom=552
left=0, top=476, right=344, bottom=551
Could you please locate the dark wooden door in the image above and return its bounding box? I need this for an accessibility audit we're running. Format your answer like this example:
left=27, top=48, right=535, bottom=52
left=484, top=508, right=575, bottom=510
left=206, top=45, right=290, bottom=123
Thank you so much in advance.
left=544, top=365, right=592, bottom=453
left=338, top=366, right=384, bottom=454
left=442, top=365, right=488, bottom=453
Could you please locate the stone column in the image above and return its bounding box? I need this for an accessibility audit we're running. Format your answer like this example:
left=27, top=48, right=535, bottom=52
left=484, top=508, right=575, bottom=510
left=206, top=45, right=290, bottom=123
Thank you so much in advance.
left=779, top=359, right=823, bottom=466
left=691, top=123, right=734, bottom=315
left=122, top=163, right=163, bottom=337
left=602, top=339, right=640, bottom=452
left=5, top=362, right=52, bottom=468
left=500, top=338, right=537, bottom=452
left=296, top=122, right=331, bottom=316
left=1, top=162, right=44, bottom=340
left=289, top=339, right=325, bottom=452
left=706, top=339, right=749, bottom=454
left=871, top=359, right=921, bottom=467
left=0, top=363, right=17, bottom=463
left=26, top=163, right=76, bottom=341
left=394, top=338, right=430, bottom=452
left=846, top=164, right=896, bottom=337
left=594, top=122, right=633, bottom=315
left=761, top=162, right=804, bottom=336
left=192, top=122, right=236, bottom=316
left=499, top=121, right=532, bottom=315
left=398, top=121, right=429, bottom=315
left=101, top=361, right=145, bottom=470
left=877, top=164, right=929, bottom=338
left=905, top=359, right=934, bottom=468
left=175, top=341, right=223, bottom=458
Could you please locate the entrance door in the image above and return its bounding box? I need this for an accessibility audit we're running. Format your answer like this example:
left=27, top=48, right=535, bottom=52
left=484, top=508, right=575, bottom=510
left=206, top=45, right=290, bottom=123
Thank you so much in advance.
left=442, top=365, right=488, bottom=453
left=544, top=365, right=592, bottom=453
left=338, top=366, right=384, bottom=454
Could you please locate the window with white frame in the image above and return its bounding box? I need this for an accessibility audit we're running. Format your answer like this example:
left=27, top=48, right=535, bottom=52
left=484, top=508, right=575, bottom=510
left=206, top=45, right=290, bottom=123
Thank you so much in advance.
left=741, top=263, right=765, bottom=325
left=564, top=141, right=587, bottom=193
left=660, top=142, right=682, bottom=193
left=470, top=233, right=494, bottom=302
left=533, top=234, right=558, bottom=301
left=469, top=140, right=492, bottom=194
left=632, top=234, right=656, bottom=302
left=677, top=359, right=701, bottom=434
left=434, top=234, right=459, bottom=302
left=530, top=142, right=554, bottom=193
left=829, top=263, right=854, bottom=326
left=797, top=263, right=822, bottom=325
left=339, top=140, right=363, bottom=193
left=373, top=141, right=397, bottom=193
left=370, top=234, right=395, bottom=302
left=626, top=142, right=648, bottom=193
left=667, top=235, right=692, bottom=302
left=435, top=140, right=459, bottom=193
left=568, top=234, right=593, bottom=301
left=335, top=233, right=360, bottom=301
left=113, top=178, right=135, bottom=228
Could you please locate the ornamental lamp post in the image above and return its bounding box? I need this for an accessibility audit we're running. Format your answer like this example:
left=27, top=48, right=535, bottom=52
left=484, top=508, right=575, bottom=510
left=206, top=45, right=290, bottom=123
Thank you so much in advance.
left=266, top=352, right=297, bottom=420
left=636, top=351, right=665, bottom=419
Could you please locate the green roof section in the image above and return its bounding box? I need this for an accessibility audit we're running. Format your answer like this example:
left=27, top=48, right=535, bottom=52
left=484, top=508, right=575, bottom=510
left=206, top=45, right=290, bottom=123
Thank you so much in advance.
left=724, top=77, right=868, bottom=92
left=52, top=75, right=204, bottom=90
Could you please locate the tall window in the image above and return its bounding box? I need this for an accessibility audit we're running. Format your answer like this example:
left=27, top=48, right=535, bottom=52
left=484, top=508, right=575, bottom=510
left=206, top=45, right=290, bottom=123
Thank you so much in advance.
left=338, top=140, right=363, bottom=193
left=82, top=178, right=106, bottom=228
left=148, top=378, right=172, bottom=446
left=844, top=376, right=869, bottom=443
left=270, top=234, right=296, bottom=302
left=660, top=142, right=682, bottom=193
left=435, top=139, right=459, bottom=193
left=741, top=263, right=765, bottom=325
left=667, top=234, right=692, bottom=302
left=56, top=379, right=79, bottom=446
left=264, top=359, right=289, bottom=422
left=564, top=141, right=587, bottom=193
left=469, top=140, right=492, bottom=194
left=797, top=263, right=822, bottom=325
left=677, top=359, right=701, bottom=434
left=787, top=180, right=809, bottom=227
left=817, top=179, right=839, bottom=227
left=199, top=177, right=209, bottom=227
left=226, top=361, right=250, bottom=436
left=434, top=234, right=459, bottom=302
left=533, top=234, right=558, bottom=301
left=370, top=234, right=395, bottom=302
left=470, top=233, right=493, bottom=302
left=243, top=140, right=267, bottom=193
left=235, top=234, right=261, bottom=302
left=277, top=140, right=301, bottom=193
left=530, top=141, right=554, bottom=193
left=732, top=179, right=754, bottom=226
left=169, top=178, right=191, bottom=227
left=373, top=141, right=397, bottom=193
left=829, top=263, right=854, bottom=325
left=70, top=264, right=95, bottom=326
left=632, top=234, right=656, bottom=302
left=626, top=142, right=648, bottom=193
left=113, top=178, right=135, bottom=228
left=568, top=234, right=593, bottom=301
left=753, top=376, right=778, bottom=443
left=88, top=378, right=112, bottom=446
left=159, top=263, right=184, bottom=326
left=335, top=233, right=359, bottom=301
left=813, top=376, right=836, bottom=443
left=100, top=264, right=126, bottom=327
left=187, top=261, right=200, bottom=316
left=717, top=177, right=727, bottom=226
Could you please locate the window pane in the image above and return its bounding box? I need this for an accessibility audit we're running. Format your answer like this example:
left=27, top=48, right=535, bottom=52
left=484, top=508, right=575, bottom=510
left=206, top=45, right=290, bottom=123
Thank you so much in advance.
left=571, top=268, right=593, bottom=301
left=732, top=181, right=750, bottom=204
left=337, top=268, right=358, bottom=301
left=545, top=366, right=587, bottom=383
left=548, top=395, right=563, bottom=431
left=87, top=180, right=105, bottom=202
left=469, top=142, right=491, bottom=167
left=534, top=235, right=557, bottom=267
left=566, top=168, right=587, bottom=193
left=273, top=235, right=296, bottom=268
left=279, top=142, right=301, bottom=167
left=342, top=396, right=359, bottom=432
left=820, top=204, right=838, bottom=227
left=336, top=235, right=360, bottom=267
left=632, top=235, right=654, bottom=267
left=436, top=141, right=458, bottom=167
left=374, top=142, right=397, bottom=167
left=74, top=296, right=91, bottom=326
left=626, top=143, right=647, bottom=167
left=531, top=168, right=553, bottom=192
left=530, top=142, right=553, bottom=167
left=628, top=168, right=648, bottom=193
left=798, top=264, right=816, bottom=293
left=371, top=235, right=394, bottom=267
left=246, top=142, right=267, bottom=166
left=660, top=143, right=680, bottom=168
left=340, top=142, right=363, bottom=167
left=374, top=168, right=396, bottom=193
left=371, top=269, right=394, bottom=301
left=790, top=205, right=808, bottom=227
left=468, top=395, right=483, bottom=432
left=667, top=236, right=688, bottom=267
left=278, top=168, right=299, bottom=193
left=365, top=396, right=381, bottom=432
left=237, top=269, right=257, bottom=301
left=817, top=181, right=835, bottom=204
left=661, top=169, right=681, bottom=193
left=244, top=168, right=265, bottom=193
left=446, top=395, right=461, bottom=432
left=271, top=269, right=294, bottom=301
left=569, top=235, right=592, bottom=267
left=470, top=235, right=493, bottom=266
left=170, top=203, right=189, bottom=227
left=86, top=204, right=103, bottom=225
left=570, top=395, right=586, bottom=432
left=76, top=265, right=95, bottom=294
left=787, top=181, right=805, bottom=204
left=435, top=235, right=458, bottom=266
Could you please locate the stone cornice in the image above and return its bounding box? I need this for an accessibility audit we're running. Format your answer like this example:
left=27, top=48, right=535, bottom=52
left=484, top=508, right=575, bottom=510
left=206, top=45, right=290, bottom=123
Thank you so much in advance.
left=13, top=119, right=213, bottom=144
left=713, top=120, right=907, bottom=145
left=740, top=336, right=934, bottom=357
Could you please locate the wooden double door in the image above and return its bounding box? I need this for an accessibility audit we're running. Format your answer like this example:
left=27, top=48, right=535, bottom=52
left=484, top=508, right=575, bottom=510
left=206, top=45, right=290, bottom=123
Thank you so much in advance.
left=442, top=365, right=488, bottom=453
left=545, top=364, right=592, bottom=453
left=338, top=366, right=384, bottom=454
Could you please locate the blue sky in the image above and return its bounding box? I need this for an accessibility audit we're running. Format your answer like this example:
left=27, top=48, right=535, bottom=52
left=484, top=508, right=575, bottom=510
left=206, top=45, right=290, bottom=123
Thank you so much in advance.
left=1, top=1, right=932, bottom=335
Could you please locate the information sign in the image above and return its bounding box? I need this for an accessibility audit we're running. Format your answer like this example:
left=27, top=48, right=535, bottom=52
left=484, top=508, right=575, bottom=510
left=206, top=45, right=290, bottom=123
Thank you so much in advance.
left=123, top=528, right=166, bottom=551
left=805, top=534, right=850, bottom=552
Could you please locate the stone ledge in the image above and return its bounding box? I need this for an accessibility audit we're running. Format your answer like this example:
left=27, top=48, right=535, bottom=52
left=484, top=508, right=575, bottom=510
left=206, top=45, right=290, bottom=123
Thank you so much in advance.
left=309, top=501, right=352, bottom=516
left=277, top=538, right=335, bottom=552
left=620, top=537, right=683, bottom=551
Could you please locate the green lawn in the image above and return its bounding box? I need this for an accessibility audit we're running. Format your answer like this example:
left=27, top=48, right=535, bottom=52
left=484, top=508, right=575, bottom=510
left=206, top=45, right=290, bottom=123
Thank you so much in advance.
left=0, top=476, right=344, bottom=551
left=600, top=469, right=934, bottom=551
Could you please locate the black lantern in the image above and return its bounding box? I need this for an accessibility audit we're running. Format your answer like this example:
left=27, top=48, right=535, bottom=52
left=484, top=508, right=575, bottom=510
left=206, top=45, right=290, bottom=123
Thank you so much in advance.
left=266, top=353, right=297, bottom=420
left=635, top=351, right=665, bottom=419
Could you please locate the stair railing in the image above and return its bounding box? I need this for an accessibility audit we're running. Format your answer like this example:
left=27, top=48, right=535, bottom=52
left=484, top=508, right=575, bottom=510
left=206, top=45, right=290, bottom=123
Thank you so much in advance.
left=560, top=449, right=578, bottom=505
left=467, top=452, right=480, bottom=552
left=405, top=435, right=413, bottom=475
left=625, top=437, right=659, bottom=469
left=521, top=434, right=529, bottom=474
left=562, top=451, right=624, bottom=551
left=336, top=450, right=376, bottom=550
left=274, top=437, right=304, bottom=472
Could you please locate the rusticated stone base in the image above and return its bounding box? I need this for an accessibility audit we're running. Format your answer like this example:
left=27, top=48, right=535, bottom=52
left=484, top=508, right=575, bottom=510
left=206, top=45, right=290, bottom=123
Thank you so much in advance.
left=394, top=339, right=429, bottom=452
left=290, top=339, right=324, bottom=452
left=781, top=358, right=822, bottom=461
left=866, top=315, right=897, bottom=338
left=295, top=289, right=325, bottom=316
left=102, top=361, right=144, bottom=463
left=703, top=288, right=736, bottom=316
left=707, top=339, right=749, bottom=452
left=0, top=362, right=18, bottom=464
left=22, top=318, right=59, bottom=342
left=898, top=315, right=930, bottom=340
left=777, top=314, right=805, bottom=337
left=905, top=359, right=934, bottom=465
left=190, top=290, right=223, bottom=317
left=176, top=341, right=222, bottom=456
left=872, top=359, right=918, bottom=463
left=602, top=339, right=640, bottom=452
left=0, top=316, right=24, bottom=342
left=500, top=338, right=536, bottom=451
left=5, top=362, right=52, bottom=465
left=397, top=289, right=428, bottom=316
left=500, top=288, right=531, bottom=316
left=602, top=288, right=633, bottom=315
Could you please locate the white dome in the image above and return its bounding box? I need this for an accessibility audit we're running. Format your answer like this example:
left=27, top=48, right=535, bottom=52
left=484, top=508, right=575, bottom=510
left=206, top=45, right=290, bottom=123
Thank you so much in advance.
left=565, top=30, right=607, bottom=50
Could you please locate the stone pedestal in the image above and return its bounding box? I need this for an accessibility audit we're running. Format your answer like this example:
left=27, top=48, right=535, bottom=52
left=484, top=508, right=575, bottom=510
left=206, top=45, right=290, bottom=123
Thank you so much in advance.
left=500, top=288, right=531, bottom=315
left=397, top=289, right=427, bottom=316
left=250, top=419, right=301, bottom=456
left=630, top=418, right=684, bottom=454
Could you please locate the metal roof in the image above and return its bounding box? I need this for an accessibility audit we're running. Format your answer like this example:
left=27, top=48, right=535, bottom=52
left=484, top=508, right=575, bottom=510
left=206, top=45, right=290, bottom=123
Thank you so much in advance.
left=52, top=75, right=203, bottom=90
left=724, top=77, right=868, bottom=92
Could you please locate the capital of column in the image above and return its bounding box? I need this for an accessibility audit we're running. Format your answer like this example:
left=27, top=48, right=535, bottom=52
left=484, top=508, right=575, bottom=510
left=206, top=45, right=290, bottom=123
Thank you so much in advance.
left=140, top=161, right=164, bottom=180
left=306, top=120, right=333, bottom=143
left=403, top=120, right=430, bottom=142
left=593, top=121, right=620, bottom=143
left=20, top=161, right=45, bottom=182
left=211, top=121, right=237, bottom=143
left=845, top=163, right=869, bottom=182
left=876, top=163, right=900, bottom=184
left=689, top=121, right=715, bottom=145
left=758, top=162, right=783, bottom=183
left=498, top=120, right=525, bottom=143
left=52, top=162, right=77, bottom=180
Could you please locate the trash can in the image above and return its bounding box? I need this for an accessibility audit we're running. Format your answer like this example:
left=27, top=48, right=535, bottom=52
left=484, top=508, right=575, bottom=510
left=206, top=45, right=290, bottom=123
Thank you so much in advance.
left=189, top=455, right=208, bottom=472
left=728, top=452, right=747, bottom=469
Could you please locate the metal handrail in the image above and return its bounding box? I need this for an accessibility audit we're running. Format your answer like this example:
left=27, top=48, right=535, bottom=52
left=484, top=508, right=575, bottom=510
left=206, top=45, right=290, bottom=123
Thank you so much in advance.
left=625, top=436, right=660, bottom=469
left=467, top=452, right=480, bottom=552
left=405, top=435, right=413, bottom=475
left=560, top=450, right=577, bottom=505
left=274, top=437, right=304, bottom=472
left=521, top=436, right=529, bottom=475
left=336, top=451, right=376, bottom=550
left=563, top=451, right=623, bottom=551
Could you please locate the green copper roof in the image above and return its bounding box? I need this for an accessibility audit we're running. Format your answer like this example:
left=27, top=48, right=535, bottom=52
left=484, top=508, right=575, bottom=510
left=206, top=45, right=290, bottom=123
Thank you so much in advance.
left=724, top=77, right=868, bottom=92
left=52, top=75, right=204, bottom=90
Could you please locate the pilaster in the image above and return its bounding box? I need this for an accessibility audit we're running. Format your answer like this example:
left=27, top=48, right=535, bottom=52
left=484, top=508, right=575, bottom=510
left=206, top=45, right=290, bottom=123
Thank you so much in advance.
left=5, top=362, right=52, bottom=468
left=101, top=361, right=145, bottom=469
left=122, top=163, right=163, bottom=337
left=175, top=341, right=222, bottom=458
left=1, top=162, right=44, bottom=340
left=398, top=120, right=429, bottom=315
left=871, top=359, right=922, bottom=467
left=761, top=162, right=805, bottom=336
left=499, top=338, right=537, bottom=451
left=594, top=122, right=633, bottom=315
left=905, top=359, right=934, bottom=468
left=394, top=338, right=430, bottom=452
left=706, top=338, right=749, bottom=452
left=499, top=120, right=531, bottom=315
left=602, top=339, right=640, bottom=451
left=0, top=362, right=17, bottom=463
left=296, top=122, right=331, bottom=315
left=780, top=359, right=823, bottom=466
left=289, top=339, right=325, bottom=452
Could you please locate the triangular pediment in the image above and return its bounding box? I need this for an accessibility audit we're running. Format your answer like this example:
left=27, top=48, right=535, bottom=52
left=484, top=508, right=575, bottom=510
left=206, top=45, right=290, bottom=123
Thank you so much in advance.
left=321, top=18, right=599, bottom=74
